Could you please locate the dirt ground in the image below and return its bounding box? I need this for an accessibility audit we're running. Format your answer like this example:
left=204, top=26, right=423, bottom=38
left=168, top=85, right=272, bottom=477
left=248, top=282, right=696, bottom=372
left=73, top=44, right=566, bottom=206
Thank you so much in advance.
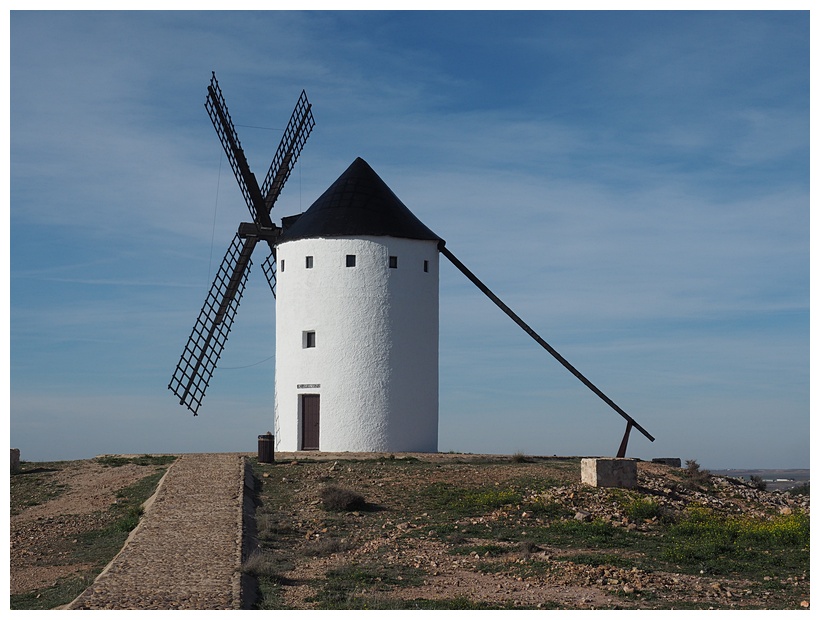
left=10, top=453, right=811, bottom=610
left=10, top=459, right=161, bottom=595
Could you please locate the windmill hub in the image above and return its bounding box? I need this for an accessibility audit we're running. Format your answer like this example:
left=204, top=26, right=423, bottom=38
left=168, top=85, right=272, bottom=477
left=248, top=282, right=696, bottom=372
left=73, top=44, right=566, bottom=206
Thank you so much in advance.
left=237, top=222, right=280, bottom=242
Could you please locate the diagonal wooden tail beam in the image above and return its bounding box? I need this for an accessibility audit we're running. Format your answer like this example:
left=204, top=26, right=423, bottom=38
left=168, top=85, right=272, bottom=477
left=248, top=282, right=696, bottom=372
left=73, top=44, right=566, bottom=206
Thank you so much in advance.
left=439, top=243, right=655, bottom=454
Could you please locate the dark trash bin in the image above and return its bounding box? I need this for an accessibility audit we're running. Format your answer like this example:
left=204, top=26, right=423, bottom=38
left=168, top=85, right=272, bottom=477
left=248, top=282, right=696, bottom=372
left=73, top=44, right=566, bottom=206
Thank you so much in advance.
left=258, top=433, right=275, bottom=463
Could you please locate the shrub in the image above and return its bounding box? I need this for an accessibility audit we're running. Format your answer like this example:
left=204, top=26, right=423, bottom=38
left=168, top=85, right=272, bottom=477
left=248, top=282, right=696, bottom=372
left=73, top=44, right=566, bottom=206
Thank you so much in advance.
left=519, top=540, right=540, bottom=557
left=302, top=537, right=354, bottom=557
left=242, top=550, right=295, bottom=578
left=320, top=485, right=367, bottom=511
left=683, top=459, right=711, bottom=489
left=788, top=482, right=809, bottom=496
left=749, top=475, right=767, bottom=491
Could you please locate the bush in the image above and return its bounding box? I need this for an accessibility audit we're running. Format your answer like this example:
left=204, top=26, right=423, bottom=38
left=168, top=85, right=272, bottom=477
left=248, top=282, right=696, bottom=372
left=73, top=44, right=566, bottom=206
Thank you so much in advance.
left=749, top=475, right=767, bottom=491
left=242, top=550, right=295, bottom=578
left=788, top=482, right=809, bottom=496
left=683, top=459, right=711, bottom=489
left=302, top=537, right=354, bottom=557
left=320, top=485, right=367, bottom=511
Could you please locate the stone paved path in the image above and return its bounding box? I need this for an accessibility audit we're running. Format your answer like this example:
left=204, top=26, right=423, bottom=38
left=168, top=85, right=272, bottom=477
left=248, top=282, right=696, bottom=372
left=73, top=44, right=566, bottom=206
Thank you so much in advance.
left=67, top=453, right=248, bottom=610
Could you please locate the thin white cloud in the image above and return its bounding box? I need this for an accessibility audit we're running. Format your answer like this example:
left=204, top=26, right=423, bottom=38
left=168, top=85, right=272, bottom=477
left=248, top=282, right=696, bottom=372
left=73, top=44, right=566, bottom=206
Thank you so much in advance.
left=9, top=11, right=809, bottom=468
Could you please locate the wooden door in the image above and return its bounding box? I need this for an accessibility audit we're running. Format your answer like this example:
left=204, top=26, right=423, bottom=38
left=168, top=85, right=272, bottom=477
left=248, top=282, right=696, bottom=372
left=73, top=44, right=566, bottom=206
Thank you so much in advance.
left=301, top=395, right=320, bottom=450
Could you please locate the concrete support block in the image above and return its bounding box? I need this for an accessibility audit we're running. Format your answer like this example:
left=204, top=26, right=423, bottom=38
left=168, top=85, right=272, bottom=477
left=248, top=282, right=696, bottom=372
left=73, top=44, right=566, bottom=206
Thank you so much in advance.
left=581, top=457, right=638, bottom=488
left=11, top=448, right=20, bottom=472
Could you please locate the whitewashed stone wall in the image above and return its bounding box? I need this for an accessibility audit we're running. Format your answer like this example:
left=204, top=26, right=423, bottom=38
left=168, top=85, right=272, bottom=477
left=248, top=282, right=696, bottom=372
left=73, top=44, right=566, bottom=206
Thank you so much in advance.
left=274, top=236, right=439, bottom=452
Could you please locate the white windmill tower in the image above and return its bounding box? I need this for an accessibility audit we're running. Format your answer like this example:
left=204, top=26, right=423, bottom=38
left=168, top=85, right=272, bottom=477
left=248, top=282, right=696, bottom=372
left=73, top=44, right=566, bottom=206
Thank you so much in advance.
left=273, top=158, right=441, bottom=452
left=171, top=75, right=656, bottom=459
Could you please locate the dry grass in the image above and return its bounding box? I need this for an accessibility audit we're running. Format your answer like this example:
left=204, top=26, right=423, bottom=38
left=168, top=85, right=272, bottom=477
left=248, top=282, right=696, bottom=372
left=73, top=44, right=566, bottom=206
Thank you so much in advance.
left=320, top=485, right=367, bottom=511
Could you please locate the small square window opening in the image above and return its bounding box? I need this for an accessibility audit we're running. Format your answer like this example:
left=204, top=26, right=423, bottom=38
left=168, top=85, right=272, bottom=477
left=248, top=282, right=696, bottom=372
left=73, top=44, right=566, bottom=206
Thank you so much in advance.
left=303, top=331, right=316, bottom=348
left=389, top=256, right=398, bottom=269
left=346, top=254, right=356, bottom=267
left=306, top=256, right=314, bottom=269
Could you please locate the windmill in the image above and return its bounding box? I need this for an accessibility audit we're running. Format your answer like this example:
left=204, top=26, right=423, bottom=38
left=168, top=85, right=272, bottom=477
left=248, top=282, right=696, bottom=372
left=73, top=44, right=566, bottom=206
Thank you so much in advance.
left=168, top=73, right=314, bottom=415
left=170, top=75, right=654, bottom=458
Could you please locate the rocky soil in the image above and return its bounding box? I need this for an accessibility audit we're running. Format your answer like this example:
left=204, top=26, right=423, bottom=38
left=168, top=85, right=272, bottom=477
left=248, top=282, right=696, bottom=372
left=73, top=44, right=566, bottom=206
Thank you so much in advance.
left=251, top=455, right=810, bottom=610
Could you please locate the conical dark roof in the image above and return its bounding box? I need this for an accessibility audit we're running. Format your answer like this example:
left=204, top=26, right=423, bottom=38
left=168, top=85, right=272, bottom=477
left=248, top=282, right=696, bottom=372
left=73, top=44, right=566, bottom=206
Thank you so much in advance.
left=277, top=157, right=441, bottom=243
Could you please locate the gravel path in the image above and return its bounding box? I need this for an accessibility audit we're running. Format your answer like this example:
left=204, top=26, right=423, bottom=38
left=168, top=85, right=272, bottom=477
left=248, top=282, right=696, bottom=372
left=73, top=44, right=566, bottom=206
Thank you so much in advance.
left=66, top=453, right=249, bottom=610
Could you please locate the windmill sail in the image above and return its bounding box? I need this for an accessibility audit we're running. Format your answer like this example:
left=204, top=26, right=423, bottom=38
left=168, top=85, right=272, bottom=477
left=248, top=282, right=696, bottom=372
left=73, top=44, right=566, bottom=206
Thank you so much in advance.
left=261, top=253, right=277, bottom=298
left=205, top=73, right=269, bottom=229
left=261, top=89, right=314, bottom=212
left=170, top=74, right=314, bottom=414
left=169, top=233, right=253, bottom=414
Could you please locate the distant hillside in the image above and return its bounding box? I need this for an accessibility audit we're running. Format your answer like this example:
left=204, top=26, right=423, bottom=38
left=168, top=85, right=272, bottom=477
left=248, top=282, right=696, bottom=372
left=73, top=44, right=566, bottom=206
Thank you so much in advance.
left=711, top=469, right=810, bottom=492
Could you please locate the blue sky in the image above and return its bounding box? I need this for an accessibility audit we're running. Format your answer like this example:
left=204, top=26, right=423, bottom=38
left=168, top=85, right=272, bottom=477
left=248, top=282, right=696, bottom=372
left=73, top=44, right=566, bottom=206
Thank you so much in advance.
left=9, top=10, right=810, bottom=469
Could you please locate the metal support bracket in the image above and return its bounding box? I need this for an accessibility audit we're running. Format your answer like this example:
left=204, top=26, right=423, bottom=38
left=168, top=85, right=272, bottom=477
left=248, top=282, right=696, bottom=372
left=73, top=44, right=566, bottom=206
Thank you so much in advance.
left=439, top=243, right=655, bottom=453
left=617, top=420, right=634, bottom=458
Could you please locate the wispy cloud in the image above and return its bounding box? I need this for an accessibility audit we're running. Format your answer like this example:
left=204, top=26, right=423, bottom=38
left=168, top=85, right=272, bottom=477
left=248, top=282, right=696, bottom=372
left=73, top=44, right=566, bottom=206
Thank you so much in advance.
left=10, top=11, right=808, bottom=468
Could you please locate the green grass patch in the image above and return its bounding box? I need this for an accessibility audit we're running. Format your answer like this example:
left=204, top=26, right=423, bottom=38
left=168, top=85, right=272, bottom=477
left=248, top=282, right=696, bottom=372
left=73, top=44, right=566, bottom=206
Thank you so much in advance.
left=521, top=498, right=574, bottom=520
left=94, top=454, right=177, bottom=467
left=252, top=577, right=288, bottom=610
left=10, top=575, right=95, bottom=611
left=10, top=463, right=67, bottom=515
left=623, top=497, right=663, bottom=521
left=242, top=550, right=297, bottom=610
left=662, top=506, right=809, bottom=577
left=536, top=518, right=636, bottom=548
left=307, top=562, right=425, bottom=609
left=70, top=469, right=167, bottom=565
left=419, top=482, right=522, bottom=517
